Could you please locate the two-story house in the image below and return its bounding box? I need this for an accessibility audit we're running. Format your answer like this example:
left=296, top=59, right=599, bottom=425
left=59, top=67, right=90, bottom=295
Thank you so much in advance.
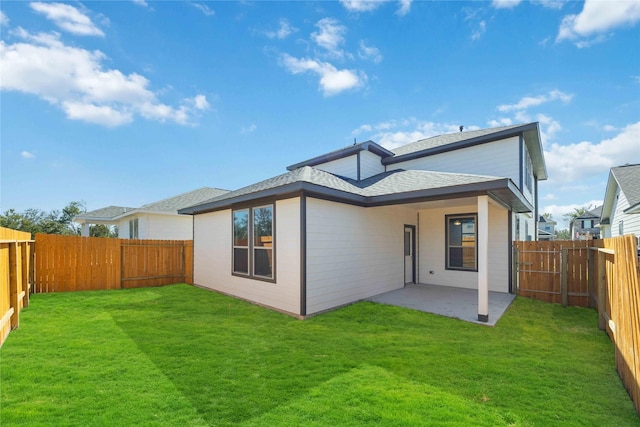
left=570, top=206, right=602, bottom=240
left=538, top=215, right=557, bottom=241
left=600, top=164, right=640, bottom=241
left=180, top=123, right=547, bottom=322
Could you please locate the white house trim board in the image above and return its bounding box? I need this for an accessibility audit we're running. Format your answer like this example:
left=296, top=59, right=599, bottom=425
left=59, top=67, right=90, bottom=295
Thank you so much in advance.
left=477, top=195, right=489, bottom=322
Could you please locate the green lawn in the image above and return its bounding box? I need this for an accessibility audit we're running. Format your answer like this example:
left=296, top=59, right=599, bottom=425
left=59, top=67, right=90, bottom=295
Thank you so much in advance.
left=1, top=284, right=637, bottom=426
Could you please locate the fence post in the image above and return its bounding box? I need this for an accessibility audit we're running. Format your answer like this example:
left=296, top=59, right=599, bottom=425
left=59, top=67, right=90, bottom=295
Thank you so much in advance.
left=587, top=248, right=594, bottom=308
left=597, top=251, right=606, bottom=331
left=561, top=248, right=568, bottom=307
left=8, top=242, right=19, bottom=330
left=512, top=244, right=519, bottom=294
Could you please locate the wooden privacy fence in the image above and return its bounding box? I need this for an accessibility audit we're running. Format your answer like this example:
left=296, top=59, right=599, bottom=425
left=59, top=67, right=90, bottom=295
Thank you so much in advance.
left=0, top=227, right=34, bottom=347
left=34, top=234, right=193, bottom=293
left=514, top=240, right=593, bottom=306
left=515, top=235, right=640, bottom=415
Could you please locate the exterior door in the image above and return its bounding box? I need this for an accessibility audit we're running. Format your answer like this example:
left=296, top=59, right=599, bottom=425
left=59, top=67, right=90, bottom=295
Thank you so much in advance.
left=404, top=225, right=415, bottom=284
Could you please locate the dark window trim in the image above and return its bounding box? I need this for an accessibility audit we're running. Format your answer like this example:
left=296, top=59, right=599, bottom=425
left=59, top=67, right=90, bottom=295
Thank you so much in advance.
left=404, top=224, right=416, bottom=284
left=445, top=213, right=478, bottom=272
left=231, top=204, right=276, bottom=283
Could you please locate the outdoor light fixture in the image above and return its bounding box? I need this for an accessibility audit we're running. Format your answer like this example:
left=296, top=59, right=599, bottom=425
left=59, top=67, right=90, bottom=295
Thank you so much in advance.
left=453, top=220, right=461, bottom=226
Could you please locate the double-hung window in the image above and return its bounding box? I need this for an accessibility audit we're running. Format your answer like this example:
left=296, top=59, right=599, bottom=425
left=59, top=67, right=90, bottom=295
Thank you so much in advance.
left=129, top=218, right=139, bottom=239
left=446, top=214, right=477, bottom=271
left=233, top=205, right=274, bottom=280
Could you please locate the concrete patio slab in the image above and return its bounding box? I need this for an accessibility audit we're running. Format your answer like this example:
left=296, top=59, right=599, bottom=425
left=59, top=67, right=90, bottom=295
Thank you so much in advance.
left=367, top=284, right=515, bottom=326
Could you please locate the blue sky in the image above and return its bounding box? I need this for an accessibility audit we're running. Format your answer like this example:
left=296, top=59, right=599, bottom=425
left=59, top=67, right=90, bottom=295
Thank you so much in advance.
left=1, top=0, right=639, bottom=229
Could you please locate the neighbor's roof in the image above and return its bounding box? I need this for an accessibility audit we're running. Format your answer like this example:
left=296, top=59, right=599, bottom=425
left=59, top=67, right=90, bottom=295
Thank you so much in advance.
left=75, top=187, right=229, bottom=223
left=179, top=166, right=533, bottom=215
left=139, top=187, right=229, bottom=212
left=74, top=205, right=134, bottom=221
left=612, top=164, right=640, bottom=211
left=601, top=164, right=640, bottom=220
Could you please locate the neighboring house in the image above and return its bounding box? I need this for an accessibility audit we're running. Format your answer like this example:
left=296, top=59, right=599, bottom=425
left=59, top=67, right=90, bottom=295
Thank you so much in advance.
left=179, top=123, right=547, bottom=322
left=570, top=206, right=602, bottom=240
left=600, top=164, right=640, bottom=241
left=538, top=215, right=557, bottom=241
left=74, top=187, right=228, bottom=240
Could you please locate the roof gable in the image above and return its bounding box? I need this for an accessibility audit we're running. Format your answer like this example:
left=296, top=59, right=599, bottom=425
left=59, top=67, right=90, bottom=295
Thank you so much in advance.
left=612, top=164, right=640, bottom=210
left=601, top=164, right=640, bottom=220
left=286, top=140, right=394, bottom=171
left=383, top=122, right=547, bottom=180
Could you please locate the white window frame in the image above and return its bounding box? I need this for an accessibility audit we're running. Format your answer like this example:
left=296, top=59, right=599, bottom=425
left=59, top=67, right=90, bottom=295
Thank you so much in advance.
left=129, top=218, right=139, bottom=239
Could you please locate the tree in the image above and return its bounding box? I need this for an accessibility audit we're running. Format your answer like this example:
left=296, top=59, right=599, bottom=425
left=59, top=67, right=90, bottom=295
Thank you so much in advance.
left=563, top=205, right=593, bottom=228
left=542, top=212, right=554, bottom=221
left=556, top=229, right=571, bottom=240
left=0, top=201, right=87, bottom=238
left=89, top=224, right=118, bottom=238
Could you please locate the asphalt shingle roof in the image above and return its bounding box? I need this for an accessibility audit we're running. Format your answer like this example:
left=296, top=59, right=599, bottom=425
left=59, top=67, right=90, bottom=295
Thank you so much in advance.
left=140, top=187, right=228, bottom=212
left=75, top=205, right=134, bottom=220
left=612, top=164, right=640, bottom=209
left=187, top=166, right=504, bottom=212
left=391, top=124, right=526, bottom=157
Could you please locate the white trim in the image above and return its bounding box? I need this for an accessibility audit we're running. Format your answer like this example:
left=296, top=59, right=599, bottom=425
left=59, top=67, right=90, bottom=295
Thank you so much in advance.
left=477, top=195, right=489, bottom=319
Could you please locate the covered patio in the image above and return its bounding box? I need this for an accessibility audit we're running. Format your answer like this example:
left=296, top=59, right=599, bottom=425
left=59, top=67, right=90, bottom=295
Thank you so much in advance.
left=367, top=284, right=515, bottom=326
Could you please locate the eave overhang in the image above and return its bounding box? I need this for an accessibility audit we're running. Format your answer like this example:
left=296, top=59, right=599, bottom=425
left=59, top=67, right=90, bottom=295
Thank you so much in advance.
left=179, top=178, right=532, bottom=215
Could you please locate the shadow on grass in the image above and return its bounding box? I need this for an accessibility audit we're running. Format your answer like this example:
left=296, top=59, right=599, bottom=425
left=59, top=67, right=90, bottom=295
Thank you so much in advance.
left=106, top=285, right=638, bottom=426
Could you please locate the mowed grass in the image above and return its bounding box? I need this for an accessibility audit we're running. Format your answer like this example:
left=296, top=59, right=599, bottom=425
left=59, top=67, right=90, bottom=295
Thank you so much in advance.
left=1, top=284, right=638, bottom=426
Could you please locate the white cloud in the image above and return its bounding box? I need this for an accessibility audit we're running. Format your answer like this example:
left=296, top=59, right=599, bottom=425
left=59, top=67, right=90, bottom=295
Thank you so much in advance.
left=557, top=0, right=640, bottom=44
left=21, top=151, right=35, bottom=159
left=340, top=0, right=412, bottom=15
left=352, top=118, right=479, bottom=150
left=340, top=0, right=386, bottom=13
left=544, top=121, right=640, bottom=183
left=63, top=101, right=133, bottom=126
left=396, top=0, right=413, bottom=16
left=498, top=89, right=573, bottom=112
left=279, top=54, right=364, bottom=96
left=358, top=40, right=382, bottom=63
left=487, top=117, right=514, bottom=127
left=192, top=94, right=210, bottom=110
left=0, top=11, right=9, bottom=26
left=191, top=3, right=215, bottom=17
left=311, top=18, right=347, bottom=59
left=132, top=0, right=149, bottom=7
left=0, top=29, right=209, bottom=127
left=241, top=124, right=257, bottom=134
left=492, top=0, right=522, bottom=9
left=471, top=21, right=486, bottom=40
left=30, top=2, right=104, bottom=37
left=532, top=0, right=566, bottom=10
left=266, top=18, right=297, bottom=39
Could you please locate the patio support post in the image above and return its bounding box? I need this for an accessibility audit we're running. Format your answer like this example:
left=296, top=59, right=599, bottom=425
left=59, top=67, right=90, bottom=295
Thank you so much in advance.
left=477, top=195, right=489, bottom=322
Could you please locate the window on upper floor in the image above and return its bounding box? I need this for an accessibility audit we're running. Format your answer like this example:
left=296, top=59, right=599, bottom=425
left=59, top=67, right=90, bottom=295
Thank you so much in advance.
left=524, top=149, right=533, bottom=193
left=618, top=220, right=624, bottom=236
left=446, top=214, right=477, bottom=271
left=583, top=220, right=593, bottom=229
left=233, top=205, right=274, bottom=280
left=129, top=218, right=138, bottom=239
